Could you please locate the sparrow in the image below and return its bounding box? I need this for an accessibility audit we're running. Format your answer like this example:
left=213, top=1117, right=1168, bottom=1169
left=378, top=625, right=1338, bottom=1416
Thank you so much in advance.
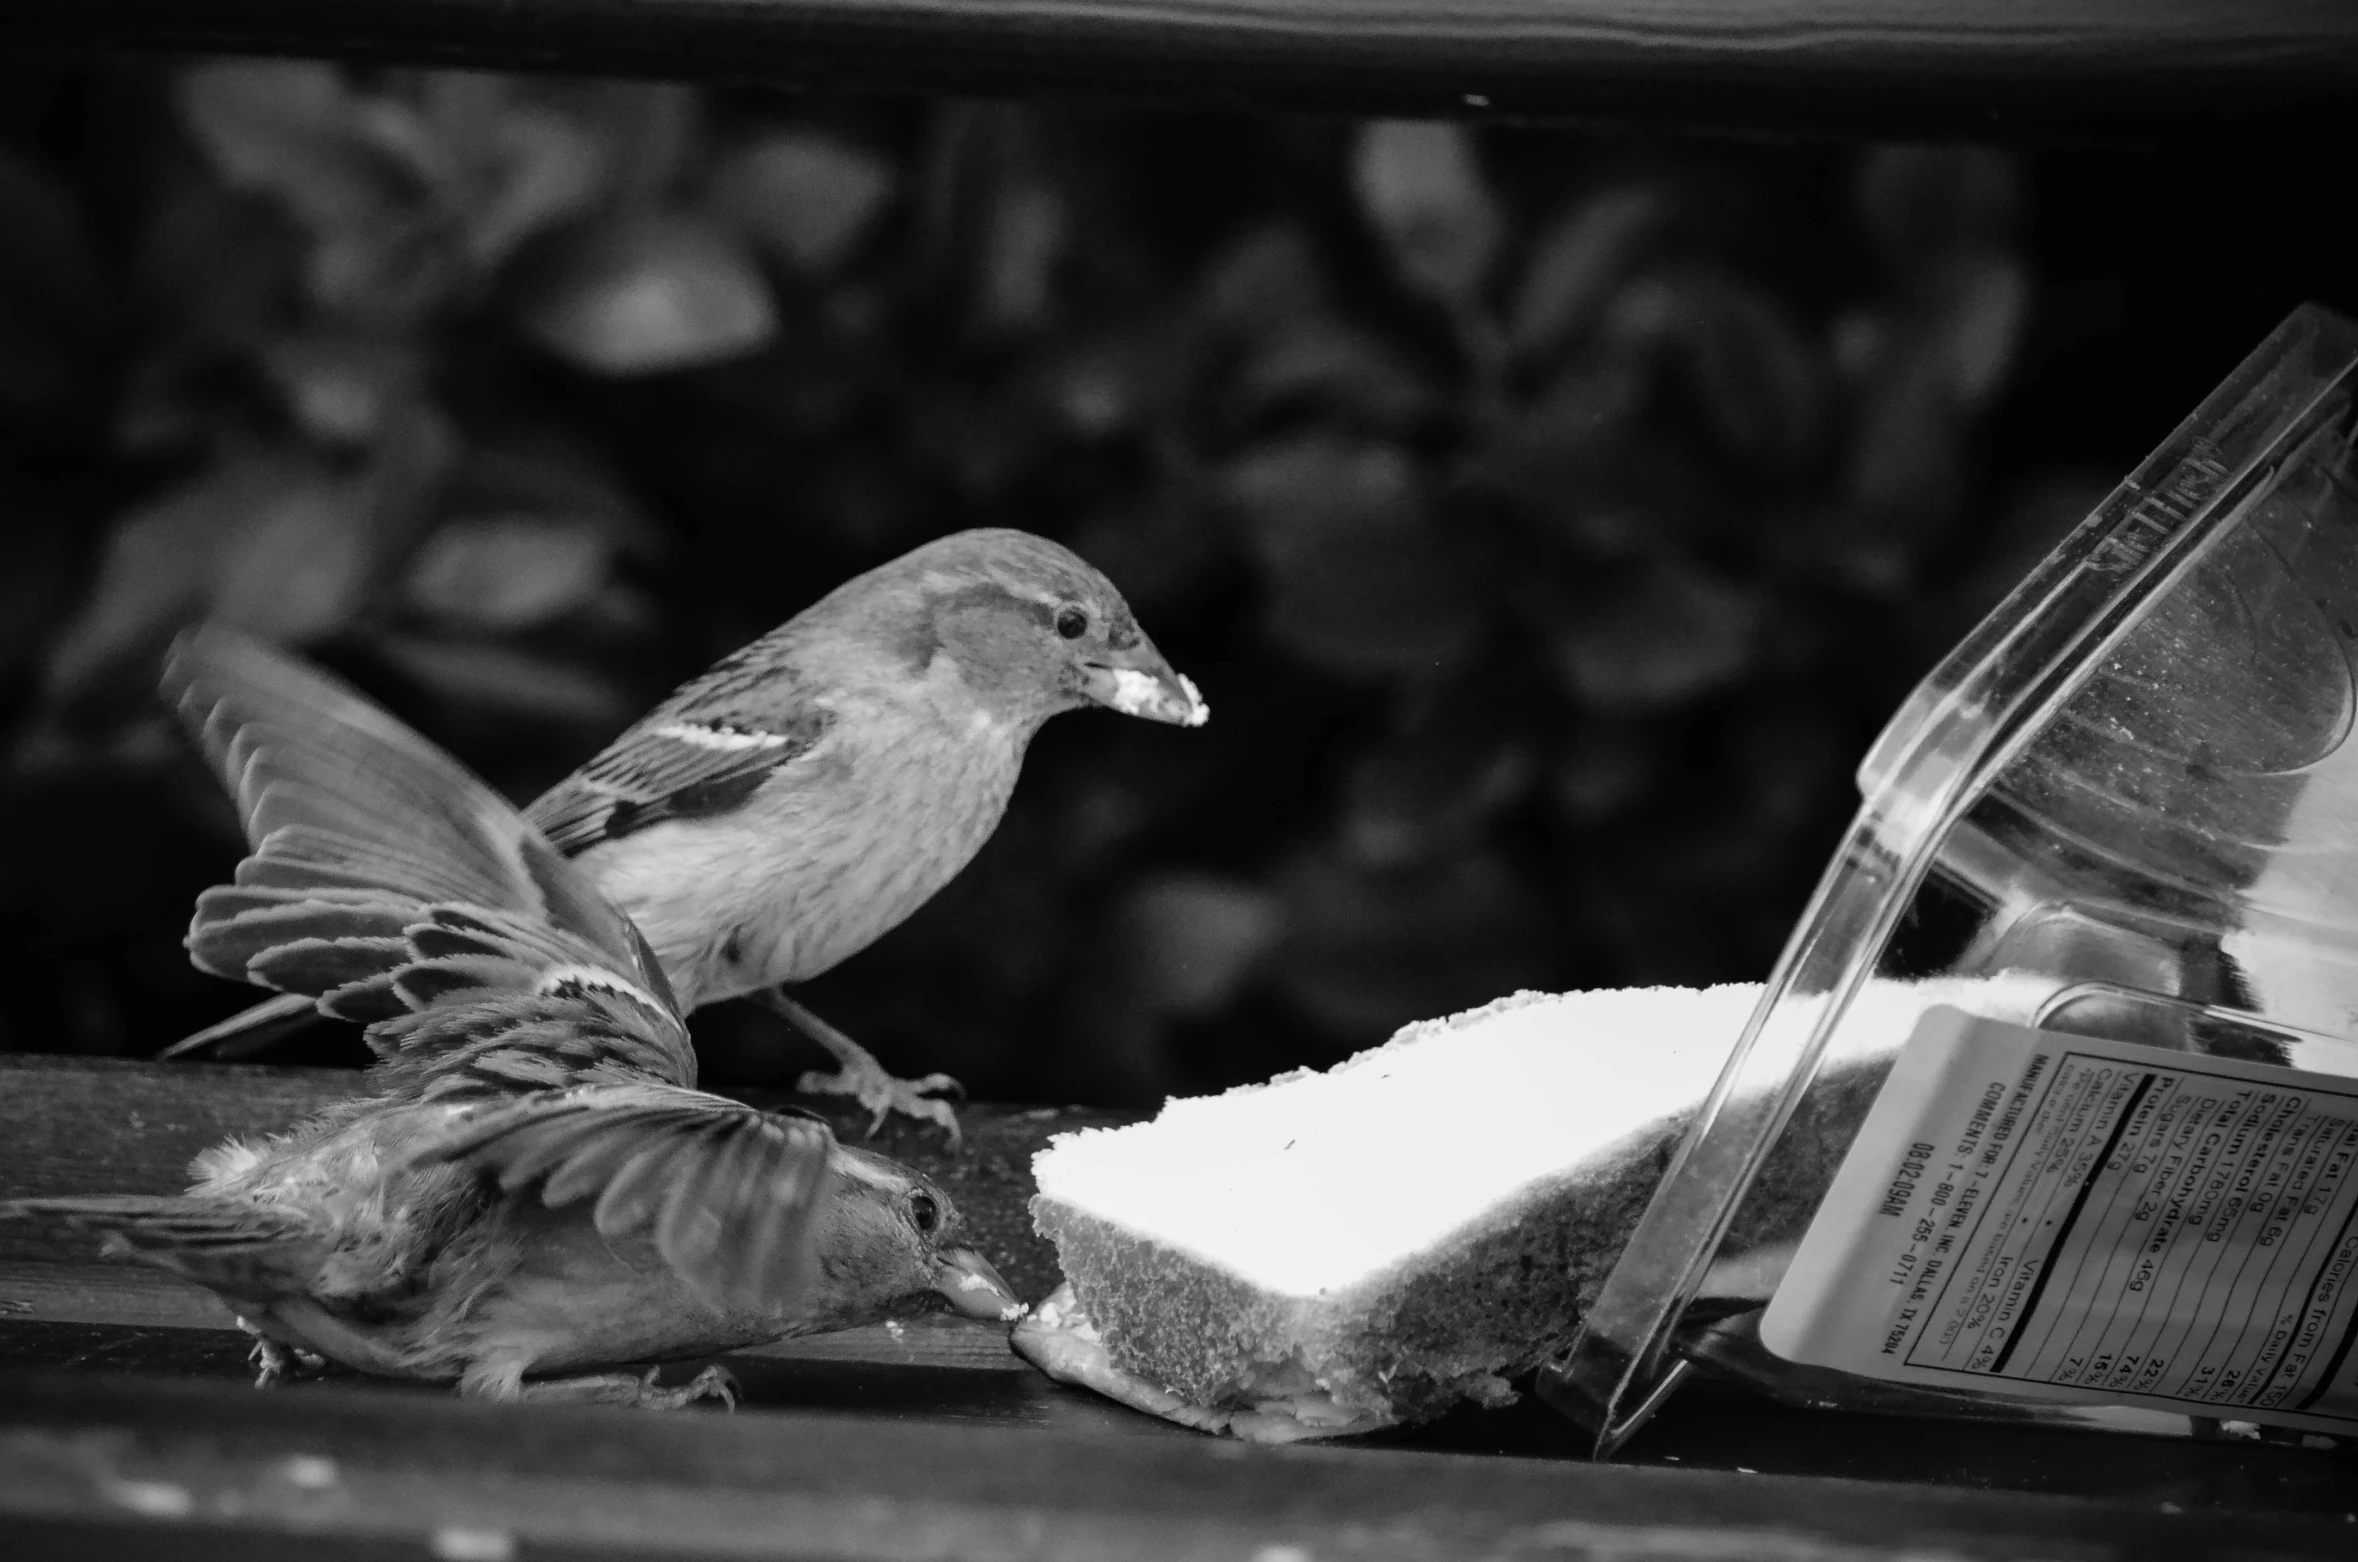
left=170, top=528, right=1208, bottom=1140
left=8, top=627, right=1023, bottom=1407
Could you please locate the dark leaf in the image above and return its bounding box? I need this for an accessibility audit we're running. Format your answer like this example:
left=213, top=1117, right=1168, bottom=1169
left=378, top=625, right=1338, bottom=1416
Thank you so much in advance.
left=0, top=147, right=109, bottom=413
left=441, top=432, right=655, bottom=553
left=1673, top=271, right=1830, bottom=474
left=1594, top=271, right=1688, bottom=357
left=1508, top=184, right=1669, bottom=365
left=517, top=210, right=776, bottom=375
left=1854, top=146, right=2023, bottom=276
left=1726, top=692, right=1850, bottom=838
left=1542, top=559, right=1762, bottom=712
left=407, top=71, right=606, bottom=276
left=363, top=395, right=465, bottom=559
left=979, top=181, right=1068, bottom=337
left=1231, top=319, right=1436, bottom=433
left=404, top=517, right=614, bottom=632
left=454, top=102, right=609, bottom=276
left=260, top=333, right=429, bottom=445
left=1264, top=524, right=1486, bottom=678
left=204, top=466, right=380, bottom=642
left=1036, top=325, right=1187, bottom=440
left=1221, top=435, right=1419, bottom=572
left=711, top=131, right=896, bottom=276
left=1342, top=674, right=1538, bottom=865
left=0, top=489, right=75, bottom=689
left=307, top=210, right=465, bottom=326
left=1102, top=872, right=1283, bottom=1020
left=132, top=172, right=304, bottom=351
left=1221, top=437, right=1485, bottom=676
left=43, top=454, right=376, bottom=699
left=564, top=81, right=701, bottom=209
left=177, top=60, right=407, bottom=234
left=1350, top=120, right=1500, bottom=305
left=1921, top=250, right=2030, bottom=411
left=1476, top=386, right=1734, bottom=559
left=178, top=62, right=461, bottom=327
left=1551, top=723, right=1658, bottom=825
left=1839, top=330, right=1970, bottom=563
left=1198, top=223, right=1326, bottom=338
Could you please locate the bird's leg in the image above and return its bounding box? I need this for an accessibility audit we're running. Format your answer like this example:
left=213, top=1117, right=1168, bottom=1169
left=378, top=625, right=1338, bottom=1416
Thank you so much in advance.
left=751, top=988, right=964, bottom=1144
left=507, top=1365, right=739, bottom=1411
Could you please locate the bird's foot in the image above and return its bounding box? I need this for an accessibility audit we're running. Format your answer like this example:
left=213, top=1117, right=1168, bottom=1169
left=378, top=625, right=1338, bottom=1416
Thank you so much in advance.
left=244, top=1331, right=326, bottom=1390
left=513, top=1364, right=740, bottom=1411
left=636, top=1364, right=739, bottom=1411
left=755, top=988, right=965, bottom=1143
left=796, top=1059, right=965, bottom=1144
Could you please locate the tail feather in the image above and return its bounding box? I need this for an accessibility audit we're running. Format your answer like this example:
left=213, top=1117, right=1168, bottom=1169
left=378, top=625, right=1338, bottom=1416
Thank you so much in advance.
left=1, top=1195, right=325, bottom=1293
left=158, top=991, right=323, bottom=1061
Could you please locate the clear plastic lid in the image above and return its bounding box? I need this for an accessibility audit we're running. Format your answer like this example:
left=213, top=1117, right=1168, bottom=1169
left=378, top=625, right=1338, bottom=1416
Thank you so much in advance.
left=1539, top=303, right=2358, bottom=1454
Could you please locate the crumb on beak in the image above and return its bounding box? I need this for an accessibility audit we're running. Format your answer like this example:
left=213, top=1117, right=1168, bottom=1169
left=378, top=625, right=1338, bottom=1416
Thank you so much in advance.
left=1098, top=667, right=1210, bottom=727
left=932, top=1246, right=1027, bottom=1321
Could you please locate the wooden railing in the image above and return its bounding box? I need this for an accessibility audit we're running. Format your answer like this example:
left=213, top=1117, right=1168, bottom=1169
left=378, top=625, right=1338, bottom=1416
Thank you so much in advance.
left=4, top=2, right=2356, bottom=135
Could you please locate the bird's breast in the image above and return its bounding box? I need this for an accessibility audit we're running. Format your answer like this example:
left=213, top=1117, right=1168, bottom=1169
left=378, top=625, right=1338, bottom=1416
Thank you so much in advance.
left=586, top=708, right=1031, bottom=1006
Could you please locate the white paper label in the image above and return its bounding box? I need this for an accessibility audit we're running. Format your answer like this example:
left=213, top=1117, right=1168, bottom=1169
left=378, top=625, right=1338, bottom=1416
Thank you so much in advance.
left=1761, top=1006, right=2358, bottom=1434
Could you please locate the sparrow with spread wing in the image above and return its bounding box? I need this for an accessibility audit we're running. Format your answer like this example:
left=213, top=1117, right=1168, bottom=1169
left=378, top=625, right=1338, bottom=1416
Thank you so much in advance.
left=171, top=528, right=1208, bottom=1139
left=7, top=628, right=1022, bottom=1406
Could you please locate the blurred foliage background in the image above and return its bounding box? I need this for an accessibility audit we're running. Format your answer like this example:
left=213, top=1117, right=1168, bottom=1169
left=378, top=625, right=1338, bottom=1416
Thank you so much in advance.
left=0, top=56, right=2348, bottom=1107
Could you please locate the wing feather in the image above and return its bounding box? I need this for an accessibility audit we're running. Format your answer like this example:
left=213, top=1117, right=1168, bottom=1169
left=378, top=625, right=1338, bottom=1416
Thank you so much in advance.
left=166, top=626, right=664, bottom=995
left=526, top=707, right=831, bottom=857
left=408, top=1084, right=837, bottom=1311
left=246, top=938, right=416, bottom=993
left=163, top=626, right=695, bottom=1091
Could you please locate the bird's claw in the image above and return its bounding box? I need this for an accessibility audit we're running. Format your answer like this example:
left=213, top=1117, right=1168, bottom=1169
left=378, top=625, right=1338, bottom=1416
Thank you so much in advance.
left=246, top=1334, right=325, bottom=1390
left=500, top=1363, right=740, bottom=1409
left=641, top=1363, right=738, bottom=1411
left=796, top=1064, right=965, bottom=1146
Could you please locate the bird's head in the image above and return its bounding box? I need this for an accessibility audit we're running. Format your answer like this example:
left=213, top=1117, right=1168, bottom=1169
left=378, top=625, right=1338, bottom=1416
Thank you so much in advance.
left=851, top=529, right=1208, bottom=733
left=788, top=1143, right=1026, bottom=1332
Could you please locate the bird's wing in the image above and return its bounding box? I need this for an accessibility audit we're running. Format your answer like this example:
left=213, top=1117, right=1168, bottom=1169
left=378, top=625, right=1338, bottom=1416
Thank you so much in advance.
left=167, top=625, right=670, bottom=1003
left=164, top=625, right=694, bottom=1087
left=400, top=1080, right=838, bottom=1313
left=348, top=904, right=698, bottom=1093
left=525, top=705, right=834, bottom=857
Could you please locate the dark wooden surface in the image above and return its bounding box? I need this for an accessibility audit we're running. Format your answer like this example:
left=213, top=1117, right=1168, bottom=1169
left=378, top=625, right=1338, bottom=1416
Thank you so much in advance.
left=5, top=1368, right=2358, bottom=1561
left=4, top=1, right=2357, bottom=138
left=3, top=1053, right=2355, bottom=1558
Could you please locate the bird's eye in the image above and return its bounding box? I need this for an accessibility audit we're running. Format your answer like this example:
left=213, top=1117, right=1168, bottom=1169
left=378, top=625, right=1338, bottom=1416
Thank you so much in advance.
left=1055, top=607, right=1089, bottom=640
left=909, top=1190, right=940, bottom=1235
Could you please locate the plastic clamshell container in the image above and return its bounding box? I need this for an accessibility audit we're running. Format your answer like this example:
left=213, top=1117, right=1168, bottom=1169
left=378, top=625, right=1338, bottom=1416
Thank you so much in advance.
left=1539, top=303, right=2358, bottom=1454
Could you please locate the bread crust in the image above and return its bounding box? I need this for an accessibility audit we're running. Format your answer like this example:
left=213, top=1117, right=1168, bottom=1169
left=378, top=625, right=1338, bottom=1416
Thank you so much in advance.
left=1028, top=1109, right=1684, bottom=1434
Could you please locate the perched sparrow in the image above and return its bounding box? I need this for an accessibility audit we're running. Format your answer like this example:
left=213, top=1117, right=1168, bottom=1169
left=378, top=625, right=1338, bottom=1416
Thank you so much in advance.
left=173, top=528, right=1208, bottom=1139
left=9, top=628, right=1022, bottom=1406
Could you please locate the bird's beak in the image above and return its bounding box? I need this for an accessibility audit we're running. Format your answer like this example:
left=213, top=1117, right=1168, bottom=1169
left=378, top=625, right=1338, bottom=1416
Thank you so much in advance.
left=932, top=1246, right=1028, bottom=1321
left=1075, top=643, right=1210, bottom=728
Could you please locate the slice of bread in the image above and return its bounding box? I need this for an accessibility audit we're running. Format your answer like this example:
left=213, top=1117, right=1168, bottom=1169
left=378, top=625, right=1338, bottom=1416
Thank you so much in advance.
left=1019, top=985, right=1762, bottom=1440
left=1018, top=977, right=2046, bottom=1440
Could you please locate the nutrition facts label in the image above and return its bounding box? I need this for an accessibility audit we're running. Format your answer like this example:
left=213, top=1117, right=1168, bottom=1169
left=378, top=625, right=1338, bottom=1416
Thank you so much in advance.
left=1762, top=1007, right=2358, bottom=1434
